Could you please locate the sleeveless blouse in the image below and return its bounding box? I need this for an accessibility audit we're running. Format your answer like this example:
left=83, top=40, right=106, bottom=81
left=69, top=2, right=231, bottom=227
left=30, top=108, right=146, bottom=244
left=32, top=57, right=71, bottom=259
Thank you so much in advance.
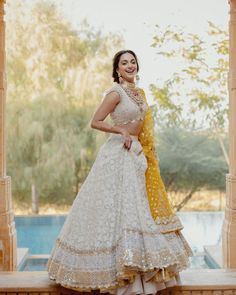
left=104, top=83, right=148, bottom=125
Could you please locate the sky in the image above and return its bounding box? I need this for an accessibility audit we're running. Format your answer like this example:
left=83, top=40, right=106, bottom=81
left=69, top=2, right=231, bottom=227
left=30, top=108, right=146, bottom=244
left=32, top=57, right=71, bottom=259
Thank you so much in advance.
left=49, top=0, right=229, bottom=95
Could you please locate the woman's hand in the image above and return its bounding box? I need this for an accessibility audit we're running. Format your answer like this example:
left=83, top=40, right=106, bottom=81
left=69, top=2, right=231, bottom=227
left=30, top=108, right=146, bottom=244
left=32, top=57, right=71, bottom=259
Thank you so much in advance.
left=120, top=129, right=132, bottom=150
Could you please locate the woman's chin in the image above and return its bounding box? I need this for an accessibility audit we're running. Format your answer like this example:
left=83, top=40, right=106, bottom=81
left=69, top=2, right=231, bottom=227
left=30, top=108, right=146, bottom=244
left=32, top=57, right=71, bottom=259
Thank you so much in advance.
left=124, top=77, right=135, bottom=83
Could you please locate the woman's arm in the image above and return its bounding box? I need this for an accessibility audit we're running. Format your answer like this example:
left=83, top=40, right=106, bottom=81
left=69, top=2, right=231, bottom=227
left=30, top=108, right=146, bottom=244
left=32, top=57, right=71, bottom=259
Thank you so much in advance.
left=90, top=91, right=120, bottom=133
left=90, top=91, right=132, bottom=149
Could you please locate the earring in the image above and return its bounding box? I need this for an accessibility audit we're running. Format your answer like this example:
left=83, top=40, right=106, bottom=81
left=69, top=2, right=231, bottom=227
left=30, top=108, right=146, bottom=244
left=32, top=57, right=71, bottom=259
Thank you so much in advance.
left=117, top=72, right=124, bottom=84
left=136, top=74, right=140, bottom=86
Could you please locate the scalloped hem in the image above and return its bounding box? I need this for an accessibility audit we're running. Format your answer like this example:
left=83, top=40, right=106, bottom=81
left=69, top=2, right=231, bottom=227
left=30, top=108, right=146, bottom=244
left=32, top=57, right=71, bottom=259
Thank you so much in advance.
left=48, top=261, right=187, bottom=294
left=60, top=274, right=179, bottom=295
left=55, top=271, right=180, bottom=294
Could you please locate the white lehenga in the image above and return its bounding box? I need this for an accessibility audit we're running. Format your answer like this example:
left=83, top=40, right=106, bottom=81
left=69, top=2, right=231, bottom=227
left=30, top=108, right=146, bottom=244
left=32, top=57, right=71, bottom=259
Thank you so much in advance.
left=47, top=84, right=193, bottom=294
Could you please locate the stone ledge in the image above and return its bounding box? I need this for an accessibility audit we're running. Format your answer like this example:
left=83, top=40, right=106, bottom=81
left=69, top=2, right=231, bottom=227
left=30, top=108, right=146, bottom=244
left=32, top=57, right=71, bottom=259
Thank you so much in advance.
left=0, top=270, right=236, bottom=293
left=204, top=245, right=222, bottom=268
left=17, top=248, right=29, bottom=269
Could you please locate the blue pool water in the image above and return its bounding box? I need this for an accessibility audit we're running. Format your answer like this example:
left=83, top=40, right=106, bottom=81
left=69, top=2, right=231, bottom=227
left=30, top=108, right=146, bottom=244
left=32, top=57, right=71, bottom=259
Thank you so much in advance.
left=20, top=257, right=48, bottom=271
left=16, top=215, right=65, bottom=254
left=15, top=212, right=224, bottom=255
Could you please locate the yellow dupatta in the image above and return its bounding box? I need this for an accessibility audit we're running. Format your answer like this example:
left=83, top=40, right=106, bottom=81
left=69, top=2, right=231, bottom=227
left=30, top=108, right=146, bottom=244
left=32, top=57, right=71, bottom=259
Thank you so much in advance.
left=138, top=89, right=183, bottom=233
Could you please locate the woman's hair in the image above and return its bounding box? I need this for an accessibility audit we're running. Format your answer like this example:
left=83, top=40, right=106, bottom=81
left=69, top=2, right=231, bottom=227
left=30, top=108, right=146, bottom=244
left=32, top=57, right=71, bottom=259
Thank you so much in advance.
left=112, top=50, right=139, bottom=83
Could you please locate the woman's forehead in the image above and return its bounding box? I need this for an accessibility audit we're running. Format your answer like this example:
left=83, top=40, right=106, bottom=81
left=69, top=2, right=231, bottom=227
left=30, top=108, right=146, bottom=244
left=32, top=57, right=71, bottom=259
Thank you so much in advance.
left=119, top=53, right=135, bottom=62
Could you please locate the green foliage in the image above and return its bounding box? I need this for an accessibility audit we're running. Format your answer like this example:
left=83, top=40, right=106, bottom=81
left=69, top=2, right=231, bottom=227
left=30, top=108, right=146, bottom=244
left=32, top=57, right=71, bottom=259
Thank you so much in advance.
left=157, top=127, right=228, bottom=194
left=150, top=22, right=229, bottom=131
left=150, top=22, right=229, bottom=196
left=6, top=0, right=123, bottom=204
left=6, top=1, right=228, bottom=209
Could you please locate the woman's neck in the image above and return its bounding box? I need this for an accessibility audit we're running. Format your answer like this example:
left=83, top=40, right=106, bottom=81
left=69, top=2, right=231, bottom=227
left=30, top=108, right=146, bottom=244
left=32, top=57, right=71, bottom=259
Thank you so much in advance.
left=121, top=80, right=136, bottom=88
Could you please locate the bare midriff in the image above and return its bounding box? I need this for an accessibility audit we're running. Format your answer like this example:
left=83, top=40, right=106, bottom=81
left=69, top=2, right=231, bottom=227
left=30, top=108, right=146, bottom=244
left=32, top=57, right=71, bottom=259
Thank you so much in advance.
left=114, top=120, right=144, bottom=136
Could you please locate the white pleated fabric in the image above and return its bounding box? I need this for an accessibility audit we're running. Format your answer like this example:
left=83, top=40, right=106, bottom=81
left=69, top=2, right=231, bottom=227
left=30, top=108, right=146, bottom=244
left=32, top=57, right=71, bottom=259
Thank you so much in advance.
left=47, top=134, right=192, bottom=294
left=111, top=273, right=180, bottom=295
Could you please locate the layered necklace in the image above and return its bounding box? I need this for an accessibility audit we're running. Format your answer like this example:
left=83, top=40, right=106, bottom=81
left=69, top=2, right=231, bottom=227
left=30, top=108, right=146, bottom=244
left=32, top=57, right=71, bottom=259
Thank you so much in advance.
left=120, top=81, right=146, bottom=113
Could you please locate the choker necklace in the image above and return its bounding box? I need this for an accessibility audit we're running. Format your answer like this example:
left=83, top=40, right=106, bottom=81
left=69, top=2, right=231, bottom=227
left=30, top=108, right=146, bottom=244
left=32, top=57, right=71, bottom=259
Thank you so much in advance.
left=120, top=81, right=145, bottom=112
left=122, top=81, right=136, bottom=89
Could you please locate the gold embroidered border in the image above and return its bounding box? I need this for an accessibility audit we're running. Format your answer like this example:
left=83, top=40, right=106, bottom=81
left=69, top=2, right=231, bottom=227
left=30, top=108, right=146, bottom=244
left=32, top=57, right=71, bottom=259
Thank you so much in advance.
left=53, top=228, right=193, bottom=260
left=50, top=246, right=179, bottom=270
left=155, top=214, right=184, bottom=233
left=56, top=227, right=161, bottom=255
left=48, top=250, right=189, bottom=293
left=48, top=225, right=192, bottom=292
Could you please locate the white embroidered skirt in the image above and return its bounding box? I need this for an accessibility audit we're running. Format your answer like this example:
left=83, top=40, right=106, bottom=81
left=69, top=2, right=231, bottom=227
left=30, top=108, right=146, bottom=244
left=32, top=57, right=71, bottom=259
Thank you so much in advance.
left=47, top=134, right=192, bottom=294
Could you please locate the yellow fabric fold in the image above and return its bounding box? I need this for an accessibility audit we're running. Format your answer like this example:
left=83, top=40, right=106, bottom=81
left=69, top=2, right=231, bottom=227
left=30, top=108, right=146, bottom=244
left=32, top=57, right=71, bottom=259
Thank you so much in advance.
left=138, top=89, right=175, bottom=222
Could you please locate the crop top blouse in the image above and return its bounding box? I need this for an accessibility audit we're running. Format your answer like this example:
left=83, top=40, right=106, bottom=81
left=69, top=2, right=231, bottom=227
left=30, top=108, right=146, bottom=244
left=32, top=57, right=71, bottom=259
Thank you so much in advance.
left=104, top=83, right=149, bottom=125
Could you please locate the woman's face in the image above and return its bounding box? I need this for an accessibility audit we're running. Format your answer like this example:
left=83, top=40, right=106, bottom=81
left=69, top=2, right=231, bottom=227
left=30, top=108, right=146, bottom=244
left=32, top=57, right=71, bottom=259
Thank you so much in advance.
left=117, top=52, right=138, bottom=83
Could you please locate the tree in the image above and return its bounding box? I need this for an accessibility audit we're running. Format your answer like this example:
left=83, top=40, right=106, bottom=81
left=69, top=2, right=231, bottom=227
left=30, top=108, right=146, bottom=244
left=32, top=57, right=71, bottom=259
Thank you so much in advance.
left=6, top=0, right=123, bottom=206
left=150, top=23, right=229, bottom=165
left=157, top=127, right=228, bottom=211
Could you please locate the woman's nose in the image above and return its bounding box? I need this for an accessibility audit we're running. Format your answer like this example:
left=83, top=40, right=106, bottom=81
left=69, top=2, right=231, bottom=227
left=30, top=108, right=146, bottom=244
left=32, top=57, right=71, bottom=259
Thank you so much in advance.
left=127, top=64, right=134, bottom=69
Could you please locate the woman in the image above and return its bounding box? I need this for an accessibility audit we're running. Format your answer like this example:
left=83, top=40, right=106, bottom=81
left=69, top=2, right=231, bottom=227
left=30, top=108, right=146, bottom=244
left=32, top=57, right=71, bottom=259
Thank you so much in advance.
left=47, top=50, right=193, bottom=294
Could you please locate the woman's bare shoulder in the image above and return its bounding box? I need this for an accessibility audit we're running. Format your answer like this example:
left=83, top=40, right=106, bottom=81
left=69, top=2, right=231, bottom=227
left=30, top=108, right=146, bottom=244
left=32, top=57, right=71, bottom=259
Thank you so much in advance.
left=104, top=83, right=123, bottom=98
left=103, top=84, right=121, bottom=105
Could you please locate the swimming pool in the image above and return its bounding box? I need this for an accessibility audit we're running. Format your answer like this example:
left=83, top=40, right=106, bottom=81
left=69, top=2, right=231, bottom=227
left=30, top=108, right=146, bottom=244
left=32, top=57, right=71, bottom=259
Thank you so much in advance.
left=16, top=215, right=65, bottom=254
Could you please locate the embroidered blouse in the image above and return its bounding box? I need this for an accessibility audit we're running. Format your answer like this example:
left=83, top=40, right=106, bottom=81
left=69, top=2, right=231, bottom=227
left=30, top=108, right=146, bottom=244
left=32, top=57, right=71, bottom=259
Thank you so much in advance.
left=104, top=83, right=148, bottom=125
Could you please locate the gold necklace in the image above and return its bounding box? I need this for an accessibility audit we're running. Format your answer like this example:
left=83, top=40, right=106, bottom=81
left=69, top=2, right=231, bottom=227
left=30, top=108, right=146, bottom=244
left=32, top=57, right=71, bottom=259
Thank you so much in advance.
left=120, top=81, right=145, bottom=112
